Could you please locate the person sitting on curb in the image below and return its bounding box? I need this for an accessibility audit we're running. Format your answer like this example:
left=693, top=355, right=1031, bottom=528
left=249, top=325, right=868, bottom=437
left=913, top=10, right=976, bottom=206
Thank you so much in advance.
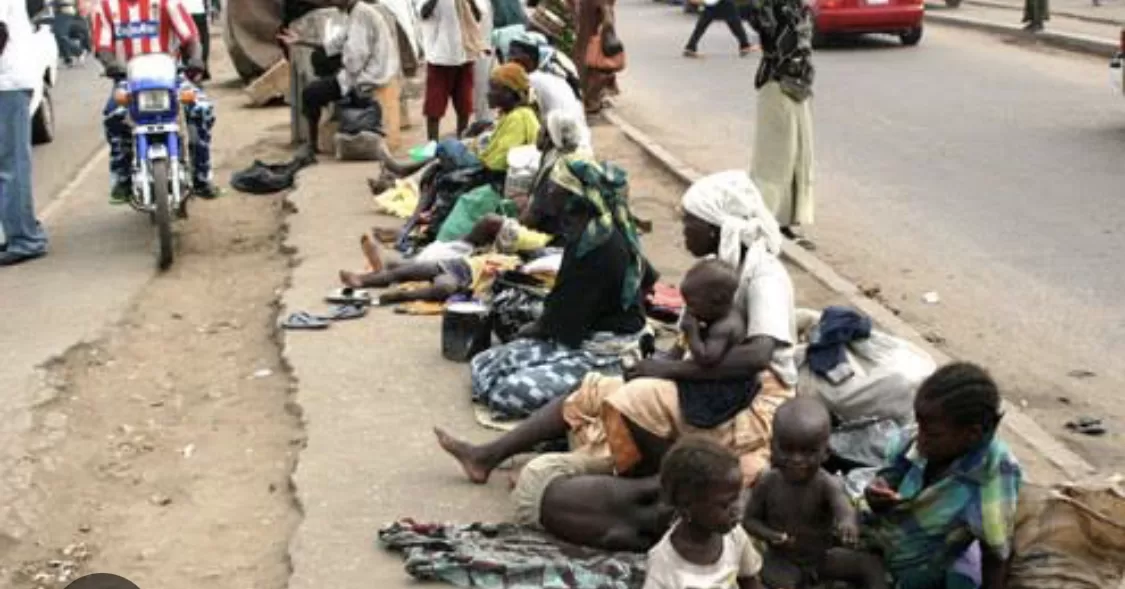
left=278, top=0, right=400, bottom=164
left=863, top=362, right=1022, bottom=589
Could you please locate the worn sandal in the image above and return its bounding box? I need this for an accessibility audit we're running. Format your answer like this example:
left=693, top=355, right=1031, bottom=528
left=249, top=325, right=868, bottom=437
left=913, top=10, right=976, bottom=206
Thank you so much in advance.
left=325, top=287, right=373, bottom=306
left=317, top=303, right=368, bottom=321
left=281, top=312, right=331, bottom=330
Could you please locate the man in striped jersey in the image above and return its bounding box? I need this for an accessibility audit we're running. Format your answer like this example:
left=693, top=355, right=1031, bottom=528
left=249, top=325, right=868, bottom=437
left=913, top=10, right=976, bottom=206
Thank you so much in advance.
left=91, top=0, right=219, bottom=202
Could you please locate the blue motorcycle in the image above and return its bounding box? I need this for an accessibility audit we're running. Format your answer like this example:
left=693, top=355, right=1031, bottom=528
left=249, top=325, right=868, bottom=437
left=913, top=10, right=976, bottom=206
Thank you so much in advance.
left=109, top=53, right=196, bottom=270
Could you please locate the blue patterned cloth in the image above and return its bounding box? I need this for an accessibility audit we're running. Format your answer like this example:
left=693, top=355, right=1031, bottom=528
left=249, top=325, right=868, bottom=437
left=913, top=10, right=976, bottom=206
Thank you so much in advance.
left=379, top=520, right=646, bottom=589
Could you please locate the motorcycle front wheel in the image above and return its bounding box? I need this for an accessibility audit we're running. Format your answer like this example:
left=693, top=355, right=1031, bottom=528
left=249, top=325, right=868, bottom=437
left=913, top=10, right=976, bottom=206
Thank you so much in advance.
left=152, top=159, right=174, bottom=270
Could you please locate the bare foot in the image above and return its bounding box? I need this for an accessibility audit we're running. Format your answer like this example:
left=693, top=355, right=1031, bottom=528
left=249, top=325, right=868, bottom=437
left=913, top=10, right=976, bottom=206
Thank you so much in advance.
left=360, top=233, right=384, bottom=273
left=367, top=174, right=394, bottom=195
left=339, top=270, right=365, bottom=288
left=434, top=427, right=493, bottom=484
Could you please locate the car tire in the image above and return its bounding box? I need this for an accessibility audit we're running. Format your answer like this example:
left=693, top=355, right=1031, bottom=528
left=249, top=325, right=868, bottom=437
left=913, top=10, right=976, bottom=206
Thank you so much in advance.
left=812, top=26, right=829, bottom=48
left=31, top=87, right=55, bottom=145
left=945, top=0, right=962, bottom=6
left=900, top=26, right=923, bottom=46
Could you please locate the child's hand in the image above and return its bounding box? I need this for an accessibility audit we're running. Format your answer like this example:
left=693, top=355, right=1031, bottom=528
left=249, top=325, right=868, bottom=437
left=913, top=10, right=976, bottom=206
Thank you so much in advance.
left=770, top=531, right=794, bottom=547
left=835, top=521, right=859, bottom=547
left=865, top=477, right=902, bottom=512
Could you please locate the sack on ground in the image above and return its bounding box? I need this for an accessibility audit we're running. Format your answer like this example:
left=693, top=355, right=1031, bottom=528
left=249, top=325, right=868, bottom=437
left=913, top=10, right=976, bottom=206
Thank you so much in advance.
left=337, top=94, right=384, bottom=136
left=1009, top=478, right=1125, bottom=589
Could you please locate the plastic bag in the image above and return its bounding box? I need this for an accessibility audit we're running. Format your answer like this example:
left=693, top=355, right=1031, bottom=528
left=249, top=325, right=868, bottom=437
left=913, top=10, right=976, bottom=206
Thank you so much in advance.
left=1010, top=478, right=1125, bottom=589
left=337, top=96, right=383, bottom=136
left=795, top=308, right=935, bottom=424
left=436, top=184, right=515, bottom=243
left=489, top=272, right=549, bottom=343
left=829, top=417, right=906, bottom=469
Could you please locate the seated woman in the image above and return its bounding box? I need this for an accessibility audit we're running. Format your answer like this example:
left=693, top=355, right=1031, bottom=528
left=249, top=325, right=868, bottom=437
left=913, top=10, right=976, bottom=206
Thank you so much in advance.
left=369, top=63, right=541, bottom=190
left=434, top=170, right=797, bottom=552
left=863, top=362, right=1021, bottom=589
left=468, top=152, right=653, bottom=421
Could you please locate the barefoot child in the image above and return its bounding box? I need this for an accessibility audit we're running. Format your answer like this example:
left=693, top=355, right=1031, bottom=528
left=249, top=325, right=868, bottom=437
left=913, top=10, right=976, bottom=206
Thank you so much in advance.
left=743, top=398, right=887, bottom=589
left=863, top=362, right=1021, bottom=589
left=339, top=252, right=522, bottom=305
left=678, top=259, right=745, bottom=367
left=644, top=438, right=763, bottom=589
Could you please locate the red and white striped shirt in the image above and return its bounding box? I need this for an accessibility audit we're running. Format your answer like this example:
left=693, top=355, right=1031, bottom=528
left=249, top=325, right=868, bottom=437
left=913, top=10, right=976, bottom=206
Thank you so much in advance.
left=91, top=0, right=198, bottom=61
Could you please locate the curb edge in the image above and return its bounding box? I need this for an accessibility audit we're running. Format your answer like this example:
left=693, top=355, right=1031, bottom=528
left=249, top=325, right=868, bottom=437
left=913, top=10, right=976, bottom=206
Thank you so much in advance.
left=603, top=109, right=1098, bottom=482
left=924, top=9, right=1119, bottom=57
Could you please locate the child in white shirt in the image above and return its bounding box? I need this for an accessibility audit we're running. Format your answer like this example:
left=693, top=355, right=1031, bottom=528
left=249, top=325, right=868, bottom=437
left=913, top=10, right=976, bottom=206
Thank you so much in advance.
left=643, top=438, right=764, bottom=589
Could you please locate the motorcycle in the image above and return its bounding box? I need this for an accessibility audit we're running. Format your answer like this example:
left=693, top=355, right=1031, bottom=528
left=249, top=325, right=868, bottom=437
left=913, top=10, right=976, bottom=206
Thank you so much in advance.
left=109, top=53, right=196, bottom=270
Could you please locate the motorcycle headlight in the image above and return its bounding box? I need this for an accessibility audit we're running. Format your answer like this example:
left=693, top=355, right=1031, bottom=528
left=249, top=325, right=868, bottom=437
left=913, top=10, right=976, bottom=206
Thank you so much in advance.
left=136, top=90, right=171, bottom=113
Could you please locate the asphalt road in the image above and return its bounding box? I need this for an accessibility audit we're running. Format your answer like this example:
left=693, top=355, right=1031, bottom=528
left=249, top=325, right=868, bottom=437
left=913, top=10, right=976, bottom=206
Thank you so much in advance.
left=612, top=5, right=1125, bottom=467
left=32, top=62, right=111, bottom=203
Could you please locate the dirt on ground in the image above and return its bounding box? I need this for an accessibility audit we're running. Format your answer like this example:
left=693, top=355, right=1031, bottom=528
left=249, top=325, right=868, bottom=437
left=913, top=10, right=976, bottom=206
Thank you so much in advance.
left=0, top=54, right=303, bottom=589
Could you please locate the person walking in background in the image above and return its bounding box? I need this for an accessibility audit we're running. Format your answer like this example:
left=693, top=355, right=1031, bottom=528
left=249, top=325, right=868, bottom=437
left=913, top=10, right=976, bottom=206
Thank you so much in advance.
left=746, top=0, right=815, bottom=247
left=573, top=0, right=620, bottom=114
left=0, top=0, right=50, bottom=266
left=471, top=0, right=492, bottom=124
left=683, top=0, right=755, bottom=58
left=182, top=0, right=210, bottom=80
left=1021, top=0, right=1047, bottom=31
left=417, top=0, right=485, bottom=140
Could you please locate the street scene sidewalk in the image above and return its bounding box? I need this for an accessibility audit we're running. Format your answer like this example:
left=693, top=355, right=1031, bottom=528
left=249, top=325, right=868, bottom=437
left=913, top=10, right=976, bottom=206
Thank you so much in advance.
left=3, top=0, right=1125, bottom=588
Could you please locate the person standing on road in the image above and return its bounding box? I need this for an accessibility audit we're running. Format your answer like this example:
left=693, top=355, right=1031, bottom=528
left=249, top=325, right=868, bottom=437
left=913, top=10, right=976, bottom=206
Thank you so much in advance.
left=683, top=0, right=755, bottom=58
left=182, top=0, right=210, bottom=80
left=0, top=0, right=50, bottom=266
left=417, top=0, right=485, bottom=140
left=1021, top=0, right=1047, bottom=32
left=746, top=0, right=815, bottom=246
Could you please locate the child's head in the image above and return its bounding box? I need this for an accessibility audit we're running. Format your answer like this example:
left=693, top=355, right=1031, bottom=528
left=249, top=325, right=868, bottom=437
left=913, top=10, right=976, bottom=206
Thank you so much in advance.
left=680, top=259, right=739, bottom=324
left=660, top=437, right=743, bottom=534
left=914, top=362, right=1002, bottom=465
left=771, top=398, right=832, bottom=484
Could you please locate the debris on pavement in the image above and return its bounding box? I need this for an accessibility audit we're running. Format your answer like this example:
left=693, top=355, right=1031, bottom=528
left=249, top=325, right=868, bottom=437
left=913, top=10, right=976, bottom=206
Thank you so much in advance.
left=1068, top=369, right=1097, bottom=380
left=921, top=291, right=941, bottom=304
left=1066, top=417, right=1107, bottom=436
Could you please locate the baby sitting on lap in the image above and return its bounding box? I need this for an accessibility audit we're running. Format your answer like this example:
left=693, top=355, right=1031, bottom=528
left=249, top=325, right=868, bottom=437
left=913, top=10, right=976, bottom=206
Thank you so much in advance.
left=678, top=259, right=745, bottom=367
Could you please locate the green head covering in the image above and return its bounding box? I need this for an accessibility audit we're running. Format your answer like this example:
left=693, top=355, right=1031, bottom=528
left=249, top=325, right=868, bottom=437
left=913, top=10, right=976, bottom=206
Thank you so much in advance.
left=549, top=152, right=645, bottom=309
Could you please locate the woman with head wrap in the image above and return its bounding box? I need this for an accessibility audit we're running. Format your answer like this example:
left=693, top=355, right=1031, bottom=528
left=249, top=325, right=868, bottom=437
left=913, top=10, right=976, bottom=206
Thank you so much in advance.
left=469, top=63, right=542, bottom=172
left=434, top=170, right=796, bottom=554
left=449, top=151, right=653, bottom=423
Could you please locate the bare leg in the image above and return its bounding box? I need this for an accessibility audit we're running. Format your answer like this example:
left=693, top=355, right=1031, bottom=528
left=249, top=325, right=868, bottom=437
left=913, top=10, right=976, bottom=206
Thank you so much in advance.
left=375, top=139, right=435, bottom=178
left=540, top=474, right=667, bottom=552
left=426, top=117, right=440, bottom=142
left=338, top=262, right=443, bottom=289
left=434, top=396, right=570, bottom=484
left=361, top=233, right=384, bottom=272
left=378, top=274, right=460, bottom=304
left=821, top=547, right=889, bottom=589
left=456, top=114, right=470, bottom=138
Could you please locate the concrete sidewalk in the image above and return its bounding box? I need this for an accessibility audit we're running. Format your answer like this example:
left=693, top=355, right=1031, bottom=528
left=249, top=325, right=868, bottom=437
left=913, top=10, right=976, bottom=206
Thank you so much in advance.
left=276, top=98, right=1075, bottom=588
left=926, top=0, right=1123, bottom=56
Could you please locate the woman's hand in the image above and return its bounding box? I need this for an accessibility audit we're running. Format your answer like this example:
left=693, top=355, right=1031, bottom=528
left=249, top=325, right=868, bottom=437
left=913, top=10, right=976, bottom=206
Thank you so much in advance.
left=624, top=358, right=681, bottom=381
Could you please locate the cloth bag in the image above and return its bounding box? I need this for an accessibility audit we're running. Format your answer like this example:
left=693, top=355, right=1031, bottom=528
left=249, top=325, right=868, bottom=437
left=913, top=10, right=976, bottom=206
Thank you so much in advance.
left=793, top=308, right=935, bottom=425
left=456, top=0, right=488, bottom=59
left=585, top=24, right=625, bottom=73
left=1009, top=478, right=1125, bottom=589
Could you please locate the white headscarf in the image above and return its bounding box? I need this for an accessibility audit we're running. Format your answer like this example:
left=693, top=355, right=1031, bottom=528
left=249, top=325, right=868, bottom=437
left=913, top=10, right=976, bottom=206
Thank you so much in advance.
left=546, top=109, right=592, bottom=153
left=681, top=170, right=782, bottom=281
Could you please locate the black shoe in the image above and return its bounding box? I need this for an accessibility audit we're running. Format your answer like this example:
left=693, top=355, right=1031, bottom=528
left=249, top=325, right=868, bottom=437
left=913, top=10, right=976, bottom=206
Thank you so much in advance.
left=193, top=182, right=222, bottom=199
left=0, top=250, right=46, bottom=267
left=110, top=183, right=132, bottom=205
left=295, top=144, right=318, bottom=167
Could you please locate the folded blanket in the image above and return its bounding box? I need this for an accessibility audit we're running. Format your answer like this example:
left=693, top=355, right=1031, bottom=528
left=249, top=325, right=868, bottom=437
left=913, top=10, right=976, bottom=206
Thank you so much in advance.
left=378, top=520, right=647, bottom=589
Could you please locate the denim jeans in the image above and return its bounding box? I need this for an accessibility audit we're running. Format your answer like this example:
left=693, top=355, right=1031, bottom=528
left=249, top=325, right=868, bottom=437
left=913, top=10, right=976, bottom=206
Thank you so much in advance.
left=0, top=90, right=49, bottom=256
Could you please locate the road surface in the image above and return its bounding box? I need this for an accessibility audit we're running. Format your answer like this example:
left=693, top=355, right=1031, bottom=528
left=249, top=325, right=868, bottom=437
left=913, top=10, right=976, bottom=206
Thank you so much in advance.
left=32, top=62, right=109, bottom=204
left=612, top=4, right=1125, bottom=469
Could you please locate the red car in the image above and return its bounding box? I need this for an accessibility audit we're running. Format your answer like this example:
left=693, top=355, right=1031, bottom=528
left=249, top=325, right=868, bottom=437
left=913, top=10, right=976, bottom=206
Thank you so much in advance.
left=812, top=0, right=925, bottom=47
